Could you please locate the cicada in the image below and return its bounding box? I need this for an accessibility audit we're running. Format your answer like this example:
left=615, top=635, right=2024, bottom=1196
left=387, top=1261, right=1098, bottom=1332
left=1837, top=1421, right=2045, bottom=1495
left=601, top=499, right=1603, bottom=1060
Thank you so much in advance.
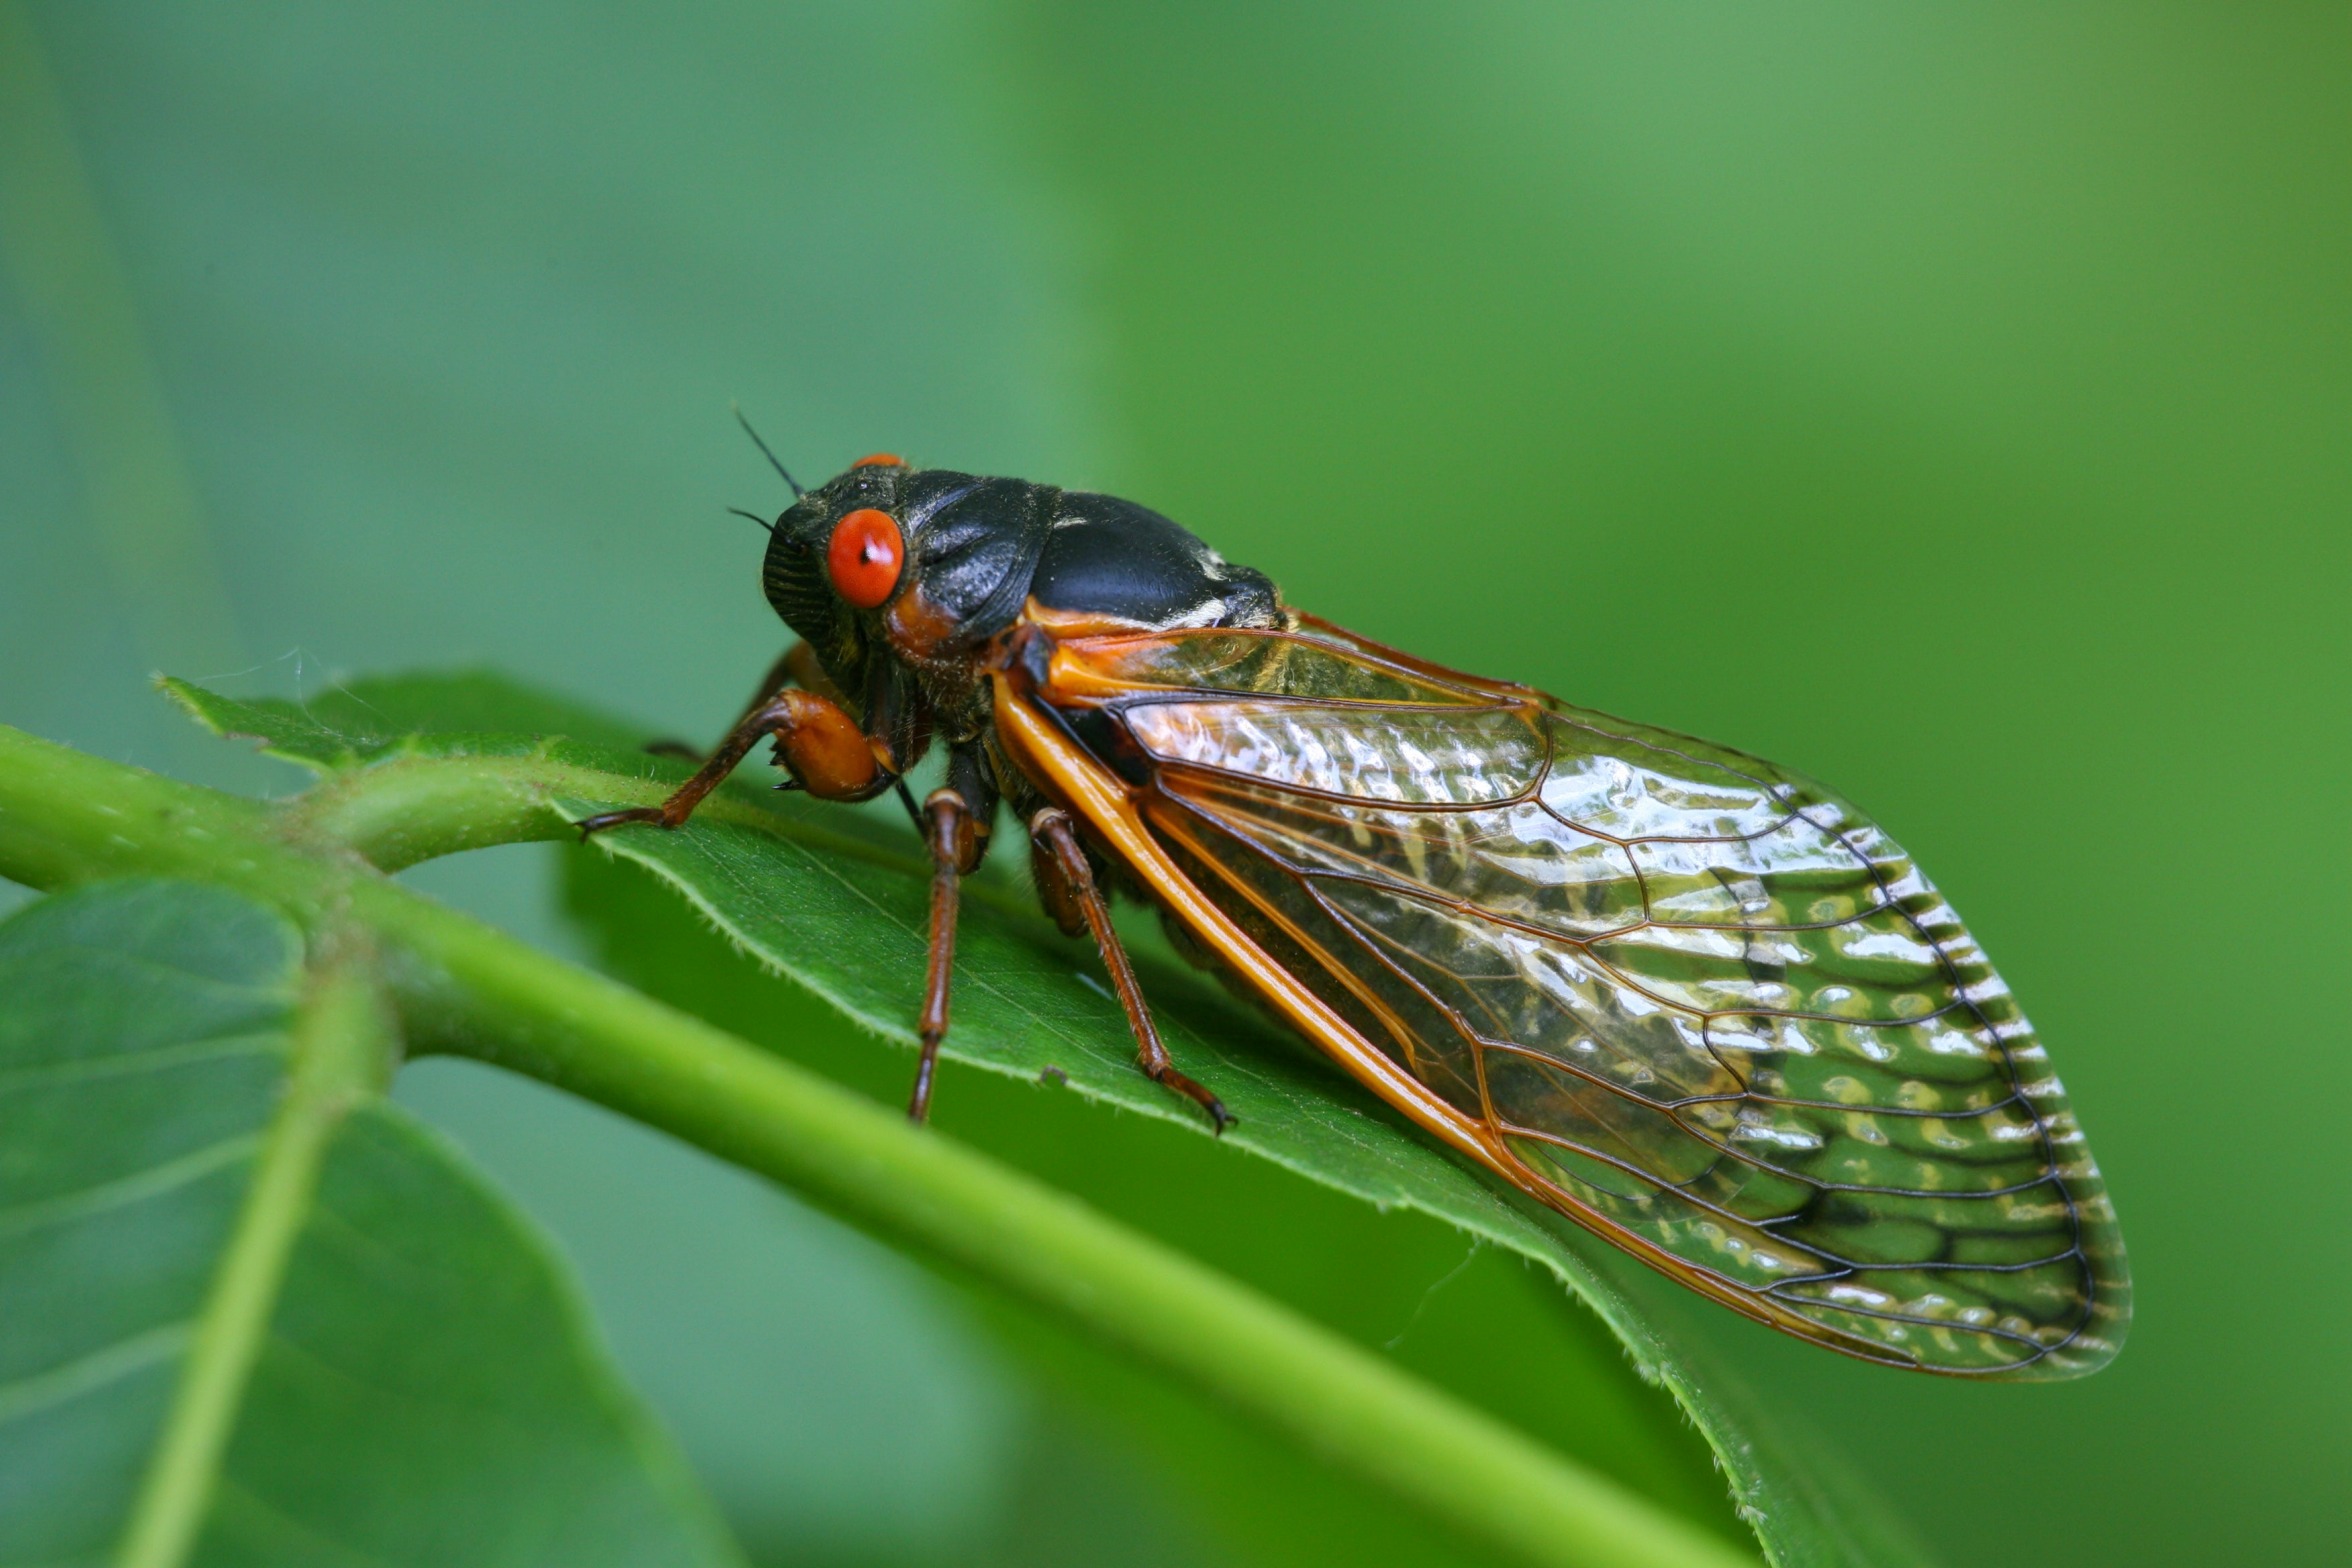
left=579, top=451, right=2129, bottom=1378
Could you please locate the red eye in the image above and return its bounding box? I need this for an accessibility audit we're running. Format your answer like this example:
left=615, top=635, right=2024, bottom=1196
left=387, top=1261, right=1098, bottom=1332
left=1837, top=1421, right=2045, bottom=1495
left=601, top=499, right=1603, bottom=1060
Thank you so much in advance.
left=826, top=508, right=904, bottom=609
left=852, top=452, right=905, bottom=469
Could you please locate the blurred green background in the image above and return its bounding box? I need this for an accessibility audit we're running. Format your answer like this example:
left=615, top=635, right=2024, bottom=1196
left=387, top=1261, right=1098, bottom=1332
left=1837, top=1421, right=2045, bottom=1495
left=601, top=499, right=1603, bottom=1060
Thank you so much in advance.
left=4, top=3, right=2345, bottom=1564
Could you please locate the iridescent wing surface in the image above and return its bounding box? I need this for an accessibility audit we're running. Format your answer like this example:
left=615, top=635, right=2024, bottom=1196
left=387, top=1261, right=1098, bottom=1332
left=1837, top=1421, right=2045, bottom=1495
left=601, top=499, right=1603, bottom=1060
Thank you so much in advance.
left=1027, top=619, right=2128, bottom=1376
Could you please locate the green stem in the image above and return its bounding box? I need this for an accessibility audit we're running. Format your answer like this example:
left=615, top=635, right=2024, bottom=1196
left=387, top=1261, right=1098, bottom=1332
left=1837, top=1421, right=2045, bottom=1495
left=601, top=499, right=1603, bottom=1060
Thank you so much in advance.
left=265, top=750, right=795, bottom=875
left=285, top=754, right=636, bottom=869
left=115, top=935, right=394, bottom=1568
left=0, top=724, right=1754, bottom=1568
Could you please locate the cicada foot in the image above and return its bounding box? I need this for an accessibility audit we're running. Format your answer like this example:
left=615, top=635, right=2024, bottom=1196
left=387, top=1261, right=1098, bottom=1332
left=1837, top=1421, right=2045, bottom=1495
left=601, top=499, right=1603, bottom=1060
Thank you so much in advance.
left=1149, top=1062, right=1237, bottom=1136
left=573, top=805, right=675, bottom=841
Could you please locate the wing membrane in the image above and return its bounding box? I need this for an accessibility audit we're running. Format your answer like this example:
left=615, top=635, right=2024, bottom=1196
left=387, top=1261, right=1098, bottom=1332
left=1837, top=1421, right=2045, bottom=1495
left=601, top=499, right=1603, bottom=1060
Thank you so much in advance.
left=1038, top=621, right=2128, bottom=1377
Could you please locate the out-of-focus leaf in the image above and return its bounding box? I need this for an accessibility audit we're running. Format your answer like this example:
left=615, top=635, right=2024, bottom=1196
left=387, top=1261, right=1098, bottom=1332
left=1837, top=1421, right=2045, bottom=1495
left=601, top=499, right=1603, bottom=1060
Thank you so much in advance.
left=172, top=668, right=1933, bottom=1566
left=0, top=878, right=743, bottom=1567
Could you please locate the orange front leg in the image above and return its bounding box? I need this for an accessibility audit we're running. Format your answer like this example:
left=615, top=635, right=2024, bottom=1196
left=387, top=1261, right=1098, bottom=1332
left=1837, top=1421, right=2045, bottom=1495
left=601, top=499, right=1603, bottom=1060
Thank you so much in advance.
left=575, top=686, right=882, bottom=839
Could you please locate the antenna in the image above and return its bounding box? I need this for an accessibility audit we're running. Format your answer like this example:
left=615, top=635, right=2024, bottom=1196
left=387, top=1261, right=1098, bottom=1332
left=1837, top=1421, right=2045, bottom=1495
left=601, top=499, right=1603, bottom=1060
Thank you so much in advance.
left=732, top=404, right=805, bottom=498
left=726, top=506, right=777, bottom=535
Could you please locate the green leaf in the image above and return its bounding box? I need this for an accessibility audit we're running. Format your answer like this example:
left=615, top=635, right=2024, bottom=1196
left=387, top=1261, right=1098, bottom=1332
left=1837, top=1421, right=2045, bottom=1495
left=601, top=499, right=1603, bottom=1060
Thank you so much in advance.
left=0, top=878, right=743, bottom=1568
left=563, top=851, right=1937, bottom=1568
left=160, top=672, right=654, bottom=774
left=163, top=668, right=1927, bottom=1566
left=548, top=795, right=1926, bottom=1568
left=559, top=846, right=1746, bottom=1565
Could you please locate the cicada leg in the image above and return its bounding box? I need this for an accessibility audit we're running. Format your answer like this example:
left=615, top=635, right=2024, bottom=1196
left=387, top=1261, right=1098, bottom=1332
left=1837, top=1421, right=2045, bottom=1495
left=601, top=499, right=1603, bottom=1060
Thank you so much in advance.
left=573, top=684, right=879, bottom=837
left=1030, top=807, right=1235, bottom=1135
left=908, top=792, right=967, bottom=1122
left=907, top=745, right=997, bottom=1123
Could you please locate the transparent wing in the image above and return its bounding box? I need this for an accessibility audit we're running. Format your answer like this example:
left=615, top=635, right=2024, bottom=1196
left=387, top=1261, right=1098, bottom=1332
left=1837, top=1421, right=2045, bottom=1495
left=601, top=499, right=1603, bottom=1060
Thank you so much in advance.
left=1039, top=620, right=2129, bottom=1376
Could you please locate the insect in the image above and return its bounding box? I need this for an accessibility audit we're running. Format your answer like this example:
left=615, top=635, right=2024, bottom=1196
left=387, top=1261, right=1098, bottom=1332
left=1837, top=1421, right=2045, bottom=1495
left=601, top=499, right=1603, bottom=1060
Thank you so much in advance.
left=579, top=444, right=2129, bottom=1378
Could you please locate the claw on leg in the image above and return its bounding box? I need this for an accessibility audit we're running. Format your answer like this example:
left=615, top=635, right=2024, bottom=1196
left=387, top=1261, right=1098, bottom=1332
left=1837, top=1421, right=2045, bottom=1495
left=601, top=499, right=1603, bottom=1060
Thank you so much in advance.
left=575, top=805, right=672, bottom=841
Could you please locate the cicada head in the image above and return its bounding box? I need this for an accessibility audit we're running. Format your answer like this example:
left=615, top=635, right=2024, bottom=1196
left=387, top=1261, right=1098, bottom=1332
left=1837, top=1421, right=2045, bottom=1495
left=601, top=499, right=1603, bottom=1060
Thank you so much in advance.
left=764, top=457, right=1063, bottom=676
left=765, top=454, right=1282, bottom=739
left=760, top=455, right=905, bottom=666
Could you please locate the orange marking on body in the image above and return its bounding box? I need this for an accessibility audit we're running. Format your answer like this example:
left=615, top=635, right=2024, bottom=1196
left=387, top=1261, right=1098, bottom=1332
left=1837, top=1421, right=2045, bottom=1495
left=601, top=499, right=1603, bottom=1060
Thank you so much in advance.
left=1018, top=597, right=1164, bottom=640
left=852, top=452, right=905, bottom=468
left=883, top=581, right=965, bottom=661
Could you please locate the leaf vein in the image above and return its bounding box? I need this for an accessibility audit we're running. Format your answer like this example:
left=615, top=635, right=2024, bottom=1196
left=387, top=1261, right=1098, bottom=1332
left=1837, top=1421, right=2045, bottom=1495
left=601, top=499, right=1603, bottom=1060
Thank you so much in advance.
left=0, top=1135, right=261, bottom=1237
left=0, top=1321, right=189, bottom=1426
left=0, top=1033, right=281, bottom=1091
